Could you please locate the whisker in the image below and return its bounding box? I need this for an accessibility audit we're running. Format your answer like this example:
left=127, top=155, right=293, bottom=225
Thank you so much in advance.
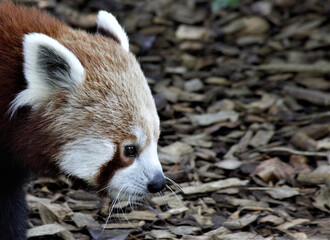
left=102, top=186, right=125, bottom=233
left=119, top=196, right=137, bottom=230
left=134, top=193, right=139, bottom=210
left=133, top=202, right=165, bottom=220
left=116, top=190, right=126, bottom=223
left=128, top=194, right=133, bottom=212
left=166, top=184, right=183, bottom=206
left=102, top=198, right=116, bottom=233
left=124, top=195, right=129, bottom=215
left=96, top=186, right=108, bottom=193
left=165, top=176, right=183, bottom=193
left=103, top=201, right=115, bottom=232
left=158, top=191, right=169, bottom=211
left=129, top=191, right=138, bottom=212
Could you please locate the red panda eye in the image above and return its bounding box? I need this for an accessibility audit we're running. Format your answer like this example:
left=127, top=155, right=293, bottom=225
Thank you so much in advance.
left=124, top=145, right=138, bottom=158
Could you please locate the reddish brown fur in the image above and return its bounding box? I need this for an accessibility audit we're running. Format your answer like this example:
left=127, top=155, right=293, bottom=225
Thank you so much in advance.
left=0, top=2, right=131, bottom=173
left=0, top=2, right=66, bottom=114
left=0, top=2, right=160, bottom=189
left=0, top=5, right=162, bottom=237
left=97, top=145, right=132, bottom=190
left=0, top=2, right=67, bottom=172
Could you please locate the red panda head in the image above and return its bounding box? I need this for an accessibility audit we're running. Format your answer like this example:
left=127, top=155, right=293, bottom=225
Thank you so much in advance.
left=9, top=11, right=165, bottom=199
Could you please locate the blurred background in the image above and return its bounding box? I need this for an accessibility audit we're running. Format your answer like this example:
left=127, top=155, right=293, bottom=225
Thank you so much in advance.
left=14, top=0, right=330, bottom=239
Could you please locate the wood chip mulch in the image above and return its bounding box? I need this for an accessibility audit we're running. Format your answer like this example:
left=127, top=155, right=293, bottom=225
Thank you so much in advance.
left=19, top=0, right=330, bottom=239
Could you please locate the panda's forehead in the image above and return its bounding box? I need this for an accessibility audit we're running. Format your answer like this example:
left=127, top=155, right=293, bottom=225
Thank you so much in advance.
left=128, top=120, right=159, bottom=147
left=132, top=126, right=148, bottom=146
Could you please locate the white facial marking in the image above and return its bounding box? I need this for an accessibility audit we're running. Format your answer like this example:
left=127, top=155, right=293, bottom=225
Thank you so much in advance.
left=139, top=141, right=163, bottom=176
left=9, top=33, right=85, bottom=116
left=97, top=11, right=129, bottom=52
left=132, top=126, right=147, bottom=146
left=59, top=138, right=115, bottom=183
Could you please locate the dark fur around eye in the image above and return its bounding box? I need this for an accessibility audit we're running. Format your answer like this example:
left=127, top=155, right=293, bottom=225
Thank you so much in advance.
left=124, top=145, right=138, bottom=158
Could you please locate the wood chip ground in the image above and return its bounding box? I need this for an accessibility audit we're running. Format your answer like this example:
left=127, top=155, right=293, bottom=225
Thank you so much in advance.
left=18, top=0, right=330, bottom=239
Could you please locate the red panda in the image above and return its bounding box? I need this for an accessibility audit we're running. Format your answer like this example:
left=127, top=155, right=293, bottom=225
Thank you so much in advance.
left=0, top=2, right=165, bottom=239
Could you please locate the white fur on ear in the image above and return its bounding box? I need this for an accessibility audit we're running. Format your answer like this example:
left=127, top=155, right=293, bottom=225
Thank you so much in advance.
left=9, top=33, right=85, bottom=116
left=97, top=10, right=129, bottom=52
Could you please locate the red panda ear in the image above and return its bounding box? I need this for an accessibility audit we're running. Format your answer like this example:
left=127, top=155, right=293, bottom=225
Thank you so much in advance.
left=9, top=33, right=85, bottom=115
left=97, top=11, right=129, bottom=52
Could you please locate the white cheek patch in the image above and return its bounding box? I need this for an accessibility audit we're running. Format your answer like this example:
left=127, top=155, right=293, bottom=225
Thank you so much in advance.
left=59, top=138, right=115, bottom=184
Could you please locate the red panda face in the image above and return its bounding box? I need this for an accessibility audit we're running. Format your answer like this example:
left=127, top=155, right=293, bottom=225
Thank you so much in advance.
left=9, top=11, right=165, bottom=199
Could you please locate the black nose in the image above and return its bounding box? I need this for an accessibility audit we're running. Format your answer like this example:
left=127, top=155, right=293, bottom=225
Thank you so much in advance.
left=147, top=173, right=166, bottom=193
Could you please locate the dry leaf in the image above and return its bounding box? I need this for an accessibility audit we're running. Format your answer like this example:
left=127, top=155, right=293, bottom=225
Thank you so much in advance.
left=251, top=157, right=295, bottom=183
left=266, top=186, right=300, bottom=199
left=277, top=218, right=310, bottom=230
left=27, top=223, right=69, bottom=238
left=182, top=178, right=249, bottom=195
left=149, top=230, right=176, bottom=239
left=313, top=185, right=330, bottom=213
left=223, top=213, right=259, bottom=230
left=189, top=111, right=239, bottom=126
left=169, top=226, right=201, bottom=236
